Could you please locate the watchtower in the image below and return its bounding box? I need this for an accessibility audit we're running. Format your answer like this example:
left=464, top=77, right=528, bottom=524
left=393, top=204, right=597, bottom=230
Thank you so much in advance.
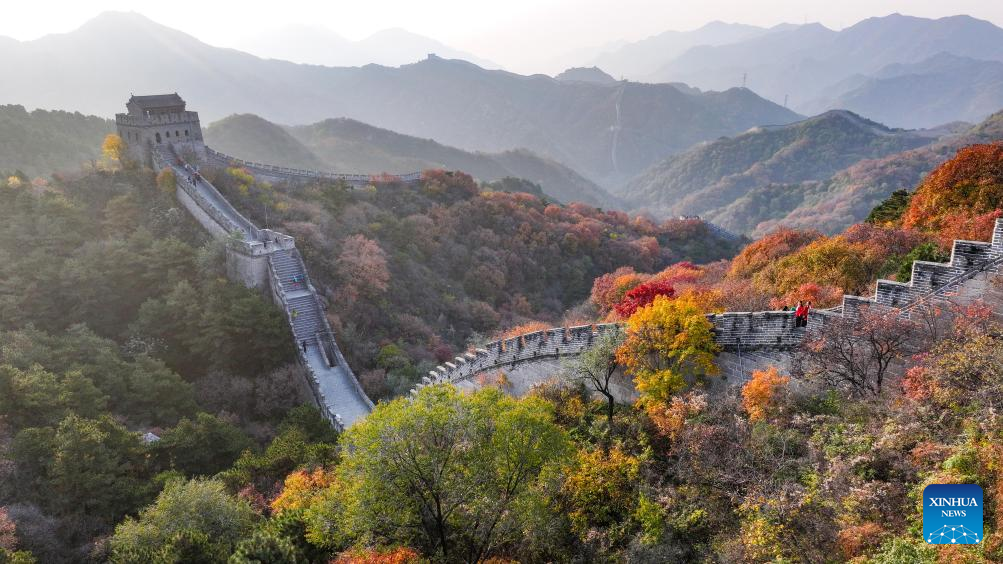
left=115, top=93, right=205, bottom=166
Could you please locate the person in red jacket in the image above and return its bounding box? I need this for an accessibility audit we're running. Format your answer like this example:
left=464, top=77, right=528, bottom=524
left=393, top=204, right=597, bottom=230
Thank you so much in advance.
left=794, top=300, right=806, bottom=327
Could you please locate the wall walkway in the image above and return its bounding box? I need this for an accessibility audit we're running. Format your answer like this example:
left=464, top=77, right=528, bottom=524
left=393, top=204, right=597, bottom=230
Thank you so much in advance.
left=154, top=147, right=373, bottom=429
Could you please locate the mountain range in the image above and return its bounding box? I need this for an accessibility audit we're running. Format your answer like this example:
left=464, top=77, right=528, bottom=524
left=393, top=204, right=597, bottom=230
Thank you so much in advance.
left=203, top=114, right=617, bottom=206
left=0, top=11, right=801, bottom=186
left=619, top=109, right=1003, bottom=236
left=804, top=53, right=1003, bottom=128
left=587, top=21, right=785, bottom=80
left=646, top=14, right=1003, bottom=126
left=232, top=25, right=500, bottom=69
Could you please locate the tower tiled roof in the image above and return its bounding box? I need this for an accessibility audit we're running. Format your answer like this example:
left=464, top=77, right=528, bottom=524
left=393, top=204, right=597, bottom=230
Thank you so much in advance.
left=128, top=93, right=185, bottom=111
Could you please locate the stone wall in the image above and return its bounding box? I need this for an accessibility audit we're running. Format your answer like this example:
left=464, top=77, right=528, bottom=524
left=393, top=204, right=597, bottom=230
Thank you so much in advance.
left=427, top=218, right=1003, bottom=399
left=204, top=147, right=422, bottom=187
left=155, top=145, right=371, bottom=428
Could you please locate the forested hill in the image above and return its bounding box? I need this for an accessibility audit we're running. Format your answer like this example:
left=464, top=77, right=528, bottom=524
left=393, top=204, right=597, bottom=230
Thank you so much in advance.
left=0, top=104, right=112, bottom=176
left=0, top=166, right=335, bottom=561
left=749, top=109, right=1003, bottom=236
left=618, top=109, right=965, bottom=234
left=204, top=114, right=620, bottom=207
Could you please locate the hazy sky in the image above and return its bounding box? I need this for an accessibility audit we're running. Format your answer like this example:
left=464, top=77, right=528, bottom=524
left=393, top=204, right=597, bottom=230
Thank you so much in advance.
left=4, top=0, right=1003, bottom=73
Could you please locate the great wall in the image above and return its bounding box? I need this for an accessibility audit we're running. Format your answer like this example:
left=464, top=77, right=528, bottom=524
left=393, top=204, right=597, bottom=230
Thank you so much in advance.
left=413, top=220, right=1003, bottom=397
left=117, top=94, right=1003, bottom=429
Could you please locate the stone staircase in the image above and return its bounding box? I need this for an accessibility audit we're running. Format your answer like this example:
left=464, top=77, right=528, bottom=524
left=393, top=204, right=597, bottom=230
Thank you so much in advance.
left=267, top=246, right=375, bottom=428
left=154, top=146, right=374, bottom=429
left=813, top=218, right=1003, bottom=327
left=269, top=249, right=322, bottom=345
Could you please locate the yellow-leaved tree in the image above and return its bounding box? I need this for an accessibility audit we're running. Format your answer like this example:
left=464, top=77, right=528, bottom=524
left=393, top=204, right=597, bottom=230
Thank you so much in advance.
left=100, top=133, right=126, bottom=170
left=616, top=294, right=719, bottom=409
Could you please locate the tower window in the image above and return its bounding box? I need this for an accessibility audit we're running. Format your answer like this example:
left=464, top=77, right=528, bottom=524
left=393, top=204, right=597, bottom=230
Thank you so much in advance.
left=176, top=130, right=180, bottom=137
left=155, top=133, right=162, bottom=143
left=185, top=129, right=189, bottom=136
left=166, top=131, right=170, bottom=138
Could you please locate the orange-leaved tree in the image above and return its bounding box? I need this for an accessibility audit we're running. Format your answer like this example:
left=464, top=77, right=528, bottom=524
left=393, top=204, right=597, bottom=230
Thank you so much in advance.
left=901, top=142, right=1003, bottom=234
left=754, top=235, right=884, bottom=301
left=741, top=366, right=789, bottom=422
left=616, top=294, right=719, bottom=409
left=332, top=547, right=421, bottom=564
left=728, top=228, right=821, bottom=280
left=270, top=467, right=336, bottom=515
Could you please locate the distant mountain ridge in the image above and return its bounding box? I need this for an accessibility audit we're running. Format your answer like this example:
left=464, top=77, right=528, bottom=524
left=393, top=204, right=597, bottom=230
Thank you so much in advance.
left=204, top=114, right=619, bottom=206
left=555, top=67, right=617, bottom=85
left=0, top=11, right=801, bottom=186
left=750, top=110, right=1003, bottom=235
left=588, top=21, right=778, bottom=80
left=233, top=24, right=501, bottom=69
left=805, top=53, right=1003, bottom=128
left=648, top=14, right=1003, bottom=126
left=618, top=110, right=939, bottom=233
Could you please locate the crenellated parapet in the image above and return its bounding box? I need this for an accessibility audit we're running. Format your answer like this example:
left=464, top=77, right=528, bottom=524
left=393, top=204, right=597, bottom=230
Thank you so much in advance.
left=707, top=311, right=802, bottom=350
left=413, top=324, right=620, bottom=393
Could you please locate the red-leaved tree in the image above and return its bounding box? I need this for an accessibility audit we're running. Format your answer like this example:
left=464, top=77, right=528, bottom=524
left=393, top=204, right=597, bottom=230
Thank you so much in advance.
left=0, top=507, right=16, bottom=551
left=613, top=280, right=675, bottom=318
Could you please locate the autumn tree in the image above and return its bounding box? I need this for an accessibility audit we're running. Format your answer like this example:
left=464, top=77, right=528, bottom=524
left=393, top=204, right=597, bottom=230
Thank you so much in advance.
left=561, top=446, right=640, bottom=540
left=756, top=235, right=885, bottom=299
left=0, top=507, right=15, bottom=551
left=904, top=320, right=1003, bottom=415
left=741, top=366, right=789, bottom=422
left=100, top=134, right=126, bottom=170
left=566, top=326, right=625, bottom=430
left=795, top=307, right=919, bottom=395
left=728, top=228, right=821, bottom=279
left=270, top=468, right=335, bottom=515
left=901, top=142, right=1003, bottom=232
left=616, top=295, right=719, bottom=409
left=337, top=234, right=390, bottom=299
left=331, top=547, right=421, bottom=564
left=590, top=267, right=646, bottom=317
left=331, top=385, right=569, bottom=562
left=613, top=279, right=675, bottom=319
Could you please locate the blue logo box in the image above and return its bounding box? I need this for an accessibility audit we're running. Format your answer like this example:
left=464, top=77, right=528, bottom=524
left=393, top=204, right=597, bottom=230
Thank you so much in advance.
left=923, top=484, right=983, bottom=545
